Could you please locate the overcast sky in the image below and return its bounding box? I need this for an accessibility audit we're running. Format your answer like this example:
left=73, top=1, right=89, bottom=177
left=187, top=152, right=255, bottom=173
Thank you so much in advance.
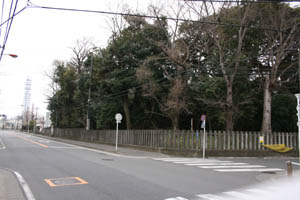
left=0, top=0, right=165, bottom=118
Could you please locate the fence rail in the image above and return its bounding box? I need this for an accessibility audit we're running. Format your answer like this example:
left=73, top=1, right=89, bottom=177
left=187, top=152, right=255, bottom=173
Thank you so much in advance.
left=41, top=128, right=299, bottom=151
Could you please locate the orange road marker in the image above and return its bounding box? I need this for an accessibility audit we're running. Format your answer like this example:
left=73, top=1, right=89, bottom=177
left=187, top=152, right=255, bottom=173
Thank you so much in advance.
left=44, top=177, right=88, bottom=187
left=14, top=135, right=49, bottom=148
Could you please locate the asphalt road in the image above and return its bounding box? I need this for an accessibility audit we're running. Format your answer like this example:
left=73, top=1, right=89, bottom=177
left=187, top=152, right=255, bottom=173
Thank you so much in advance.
left=0, top=130, right=298, bottom=200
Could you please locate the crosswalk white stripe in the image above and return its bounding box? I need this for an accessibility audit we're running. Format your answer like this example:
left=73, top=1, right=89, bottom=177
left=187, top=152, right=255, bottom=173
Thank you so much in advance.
left=153, top=158, right=195, bottom=161
left=165, top=197, right=189, bottom=200
left=155, top=158, right=217, bottom=162
left=185, top=163, right=246, bottom=166
left=155, top=159, right=203, bottom=162
left=246, top=188, right=269, bottom=195
left=197, top=194, right=229, bottom=200
left=265, top=186, right=281, bottom=190
left=215, top=168, right=284, bottom=172
left=199, top=165, right=265, bottom=169
left=223, top=191, right=253, bottom=199
left=0, top=137, right=6, bottom=149
left=174, top=161, right=231, bottom=164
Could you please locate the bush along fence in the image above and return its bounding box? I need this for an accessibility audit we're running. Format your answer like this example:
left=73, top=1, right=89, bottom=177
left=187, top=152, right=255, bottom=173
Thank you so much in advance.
left=40, top=129, right=299, bottom=157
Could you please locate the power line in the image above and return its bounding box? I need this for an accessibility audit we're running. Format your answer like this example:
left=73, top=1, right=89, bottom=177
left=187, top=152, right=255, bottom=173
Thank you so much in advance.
left=0, top=0, right=21, bottom=62
left=0, top=0, right=5, bottom=40
left=183, top=0, right=299, bottom=3
left=27, top=2, right=292, bottom=33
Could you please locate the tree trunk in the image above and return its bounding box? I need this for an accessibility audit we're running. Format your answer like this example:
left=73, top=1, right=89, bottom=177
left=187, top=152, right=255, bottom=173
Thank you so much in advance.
left=261, top=75, right=272, bottom=134
left=172, top=115, right=179, bottom=131
left=225, top=81, right=234, bottom=131
left=123, top=95, right=132, bottom=130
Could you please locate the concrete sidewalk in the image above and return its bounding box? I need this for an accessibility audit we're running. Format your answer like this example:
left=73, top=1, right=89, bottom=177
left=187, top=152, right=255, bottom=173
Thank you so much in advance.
left=32, top=133, right=170, bottom=158
left=0, top=168, right=26, bottom=200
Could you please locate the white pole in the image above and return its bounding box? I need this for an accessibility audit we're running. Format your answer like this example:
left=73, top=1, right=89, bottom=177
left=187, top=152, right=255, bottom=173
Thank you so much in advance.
left=296, top=94, right=300, bottom=163
left=203, top=121, right=206, bottom=159
left=116, top=122, right=119, bottom=151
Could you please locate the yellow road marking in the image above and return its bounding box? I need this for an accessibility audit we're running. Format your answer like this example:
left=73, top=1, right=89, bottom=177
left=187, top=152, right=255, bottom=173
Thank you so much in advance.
left=15, top=135, right=49, bottom=148
left=44, top=177, right=88, bottom=187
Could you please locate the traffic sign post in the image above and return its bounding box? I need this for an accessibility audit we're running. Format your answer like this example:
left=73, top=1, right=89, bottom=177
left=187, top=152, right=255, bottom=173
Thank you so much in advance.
left=201, top=114, right=206, bottom=159
left=295, top=94, right=300, bottom=162
left=115, top=113, right=122, bottom=151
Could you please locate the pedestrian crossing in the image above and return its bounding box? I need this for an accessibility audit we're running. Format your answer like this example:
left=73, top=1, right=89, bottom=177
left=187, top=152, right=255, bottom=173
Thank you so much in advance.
left=153, top=158, right=284, bottom=173
left=165, top=186, right=281, bottom=200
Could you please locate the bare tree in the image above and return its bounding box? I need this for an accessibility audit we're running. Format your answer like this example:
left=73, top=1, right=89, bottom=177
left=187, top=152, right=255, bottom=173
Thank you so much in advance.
left=69, top=38, right=95, bottom=74
left=184, top=1, right=254, bottom=131
left=257, top=4, right=300, bottom=133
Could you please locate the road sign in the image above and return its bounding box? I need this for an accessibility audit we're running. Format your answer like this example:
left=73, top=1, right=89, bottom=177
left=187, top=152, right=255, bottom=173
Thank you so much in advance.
left=201, top=114, right=206, bottom=121
left=115, top=113, right=122, bottom=151
left=115, top=113, right=122, bottom=123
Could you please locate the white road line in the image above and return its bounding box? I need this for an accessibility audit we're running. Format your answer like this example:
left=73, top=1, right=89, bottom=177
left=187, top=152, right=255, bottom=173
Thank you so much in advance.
left=215, top=168, right=284, bottom=172
left=246, top=188, right=269, bottom=195
left=165, top=197, right=189, bottom=200
left=47, top=146, right=84, bottom=149
left=265, top=186, right=281, bottom=190
left=197, top=194, right=229, bottom=200
left=0, top=137, right=6, bottom=149
left=223, top=191, right=253, bottom=200
left=38, top=139, right=51, bottom=143
left=154, top=159, right=202, bottom=162
left=174, top=160, right=231, bottom=164
left=153, top=158, right=213, bottom=162
left=185, top=163, right=246, bottom=166
left=13, top=171, right=36, bottom=200
left=199, top=165, right=265, bottom=169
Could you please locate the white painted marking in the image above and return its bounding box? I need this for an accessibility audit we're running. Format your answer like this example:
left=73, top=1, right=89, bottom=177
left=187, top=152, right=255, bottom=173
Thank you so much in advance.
left=199, top=165, right=265, bottom=169
left=185, top=163, right=246, bottom=166
left=165, top=197, right=189, bottom=200
left=13, top=171, right=36, bottom=200
left=215, top=168, right=284, bottom=172
left=155, top=158, right=203, bottom=162
left=0, top=137, right=6, bottom=149
left=38, top=139, right=50, bottom=143
left=246, top=188, right=269, bottom=195
left=224, top=191, right=253, bottom=199
left=197, top=194, right=229, bottom=200
left=291, top=162, right=300, bottom=166
left=265, top=186, right=281, bottom=190
left=47, top=146, right=84, bottom=149
left=174, top=160, right=231, bottom=164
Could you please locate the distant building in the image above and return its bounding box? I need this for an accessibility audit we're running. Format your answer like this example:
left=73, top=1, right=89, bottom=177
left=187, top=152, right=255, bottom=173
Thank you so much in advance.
left=45, top=112, right=51, bottom=128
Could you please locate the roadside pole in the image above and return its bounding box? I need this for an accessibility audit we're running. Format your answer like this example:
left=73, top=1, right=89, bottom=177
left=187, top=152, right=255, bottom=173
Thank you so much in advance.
left=202, top=122, right=206, bottom=159
left=116, top=122, right=119, bottom=151
left=115, top=113, right=122, bottom=151
left=201, top=114, right=206, bottom=159
left=295, top=94, right=300, bottom=162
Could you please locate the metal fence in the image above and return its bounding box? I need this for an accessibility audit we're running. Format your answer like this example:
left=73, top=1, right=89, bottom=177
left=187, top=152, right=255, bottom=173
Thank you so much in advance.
left=41, top=128, right=298, bottom=151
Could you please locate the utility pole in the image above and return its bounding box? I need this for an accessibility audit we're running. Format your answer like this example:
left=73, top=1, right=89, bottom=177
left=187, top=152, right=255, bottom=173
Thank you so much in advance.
left=34, top=107, right=38, bottom=133
left=23, top=78, right=31, bottom=133
left=86, top=53, right=93, bottom=130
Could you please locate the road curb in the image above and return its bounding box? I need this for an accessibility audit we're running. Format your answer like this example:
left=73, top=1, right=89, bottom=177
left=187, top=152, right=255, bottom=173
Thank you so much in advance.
left=0, top=168, right=36, bottom=200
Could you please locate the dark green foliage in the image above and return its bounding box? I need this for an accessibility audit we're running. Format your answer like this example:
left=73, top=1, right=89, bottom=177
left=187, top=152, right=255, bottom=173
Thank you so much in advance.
left=47, top=4, right=299, bottom=132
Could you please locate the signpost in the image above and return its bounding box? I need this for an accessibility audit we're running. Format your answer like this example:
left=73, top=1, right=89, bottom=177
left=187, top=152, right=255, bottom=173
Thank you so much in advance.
left=295, top=94, right=300, bottom=162
left=115, top=113, right=122, bottom=151
left=201, top=114, right=206, bottom=159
